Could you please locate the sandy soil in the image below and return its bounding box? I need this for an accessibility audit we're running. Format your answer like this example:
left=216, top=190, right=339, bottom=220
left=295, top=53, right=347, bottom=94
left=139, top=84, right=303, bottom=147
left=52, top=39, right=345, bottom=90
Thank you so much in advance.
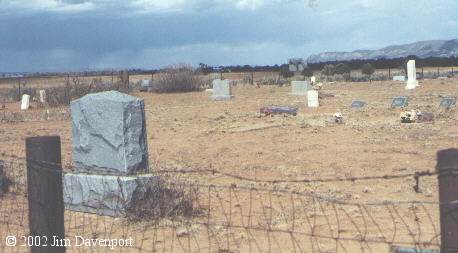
left=1, top=78, right=457, bottom=252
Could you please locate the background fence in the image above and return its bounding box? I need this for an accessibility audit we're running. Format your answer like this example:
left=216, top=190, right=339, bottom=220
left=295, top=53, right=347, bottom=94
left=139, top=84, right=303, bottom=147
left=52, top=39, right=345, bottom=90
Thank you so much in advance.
left=0, top=136, right=457, bottom=252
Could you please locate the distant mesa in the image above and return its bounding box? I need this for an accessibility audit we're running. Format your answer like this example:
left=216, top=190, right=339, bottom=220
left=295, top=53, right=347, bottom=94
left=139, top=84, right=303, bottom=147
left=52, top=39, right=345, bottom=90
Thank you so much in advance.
left=307, top=39, right=458, bottom=63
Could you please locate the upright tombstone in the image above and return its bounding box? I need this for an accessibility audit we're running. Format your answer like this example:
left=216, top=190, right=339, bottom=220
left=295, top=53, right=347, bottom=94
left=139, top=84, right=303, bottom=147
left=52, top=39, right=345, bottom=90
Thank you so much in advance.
left=71, top=91, right=148, bottom=174
left=291, top=81, right=311, bottom=95
left=211, top=79, right=233, bottom=101
left=38, top=90, right=46, bottom=104
left=139, top=79, right=151, bottom=92
left=20, top=94, right=30, bottom=110
left=64, top=91, right=158, bottom=216
left=307, top=90, right=319, bottom=107
left=310, top=76, right=316, bottom=84
left=405, top=60, right=419, bottom=90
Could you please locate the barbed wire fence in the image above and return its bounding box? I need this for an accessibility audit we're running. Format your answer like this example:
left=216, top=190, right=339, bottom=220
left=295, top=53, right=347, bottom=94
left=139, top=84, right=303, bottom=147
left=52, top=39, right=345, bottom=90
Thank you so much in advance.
left=0, top=137, right=457, bottom=252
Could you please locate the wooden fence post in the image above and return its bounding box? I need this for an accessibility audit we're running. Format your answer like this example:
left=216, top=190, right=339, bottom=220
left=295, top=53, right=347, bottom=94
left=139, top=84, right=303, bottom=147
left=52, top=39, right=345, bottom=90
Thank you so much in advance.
left=26, top=136, right=65, bottom=253
left=437, top=148, right=458, bottom=253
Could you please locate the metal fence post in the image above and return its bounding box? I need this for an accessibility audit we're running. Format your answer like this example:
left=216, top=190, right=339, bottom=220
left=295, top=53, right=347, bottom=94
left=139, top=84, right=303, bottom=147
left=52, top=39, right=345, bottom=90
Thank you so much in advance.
left=26, top=136, right=65, bottom=253
left=437, top=148, right=458, bottom=253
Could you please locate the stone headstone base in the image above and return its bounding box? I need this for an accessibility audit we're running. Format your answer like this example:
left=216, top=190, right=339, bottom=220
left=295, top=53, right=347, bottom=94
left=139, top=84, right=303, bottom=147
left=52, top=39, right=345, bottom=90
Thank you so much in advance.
left=63, top=173, right=161, bottom=217
left=210, top=95, right=234, bottom=101
left=405, top=81, right=419, bottom=90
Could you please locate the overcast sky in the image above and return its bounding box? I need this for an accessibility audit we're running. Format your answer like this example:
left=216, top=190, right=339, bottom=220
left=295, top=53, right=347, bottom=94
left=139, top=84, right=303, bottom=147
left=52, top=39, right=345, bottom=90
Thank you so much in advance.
left=0, top=0, right=457, bottom=72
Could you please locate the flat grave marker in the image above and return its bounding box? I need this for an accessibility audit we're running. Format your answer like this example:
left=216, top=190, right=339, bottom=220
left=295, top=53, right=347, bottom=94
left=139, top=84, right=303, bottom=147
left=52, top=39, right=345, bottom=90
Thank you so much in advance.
left=350, top=100, right=366, bottom=108
left=440, top=97, right=456, bottom=109
left=391, top=96, right=408, bottom=108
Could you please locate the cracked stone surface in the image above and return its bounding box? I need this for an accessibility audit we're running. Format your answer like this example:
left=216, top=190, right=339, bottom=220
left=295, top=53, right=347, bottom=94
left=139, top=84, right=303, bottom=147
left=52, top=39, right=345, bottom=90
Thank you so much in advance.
left=71, top=91, right=149, bottom=175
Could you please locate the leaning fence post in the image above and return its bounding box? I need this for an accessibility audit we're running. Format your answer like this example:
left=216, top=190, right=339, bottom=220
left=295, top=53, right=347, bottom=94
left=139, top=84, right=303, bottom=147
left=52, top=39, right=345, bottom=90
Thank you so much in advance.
left=437, top=148, right=458, bottom=253
left=26, top=136, right=65, bottom=253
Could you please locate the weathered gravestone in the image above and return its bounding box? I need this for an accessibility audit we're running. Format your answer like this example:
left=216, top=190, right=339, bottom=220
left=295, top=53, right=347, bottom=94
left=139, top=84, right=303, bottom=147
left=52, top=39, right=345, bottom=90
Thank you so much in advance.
left=391, top=96, right=408, bottom=108
left=38, top=90, right=46, bottom=104
left=211, top=79, right=233, bottom=101
left=71, top=91, right=148, bottom=174
left=291, top=81, right=311, bottom=95
left=20, top=94, right=30, bottom=110
left=351, top=100, right=366, bottom=108
left=139, top=79, right=151, bottom=92
left=405, top=60, right=419, bottom=90
left=64, top=91, right=158, bottom=216
left=307, top=90, right=319, bottom=107
left=440, top=97, right=456, bottom=109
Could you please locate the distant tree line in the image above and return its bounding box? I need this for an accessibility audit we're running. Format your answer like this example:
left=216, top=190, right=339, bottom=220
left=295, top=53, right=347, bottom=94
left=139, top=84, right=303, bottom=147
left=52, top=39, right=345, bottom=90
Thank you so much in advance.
left=8, top=56, right=458, bottom=79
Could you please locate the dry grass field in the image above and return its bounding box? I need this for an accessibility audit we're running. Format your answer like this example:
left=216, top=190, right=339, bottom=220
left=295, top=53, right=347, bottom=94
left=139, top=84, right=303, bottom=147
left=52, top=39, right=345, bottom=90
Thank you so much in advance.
left=1, top=77, right=457, bottom=252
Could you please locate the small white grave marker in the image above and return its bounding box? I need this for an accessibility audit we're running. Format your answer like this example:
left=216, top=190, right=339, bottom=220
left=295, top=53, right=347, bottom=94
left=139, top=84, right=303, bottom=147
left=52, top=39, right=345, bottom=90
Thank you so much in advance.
left=211, top=79, right=233, bottom=101
left=21, top=94, right=30, bottom=110
left=307, top=90, right=319, bottom=107
left=310, top=76, right=316, bottom=84
left=38, top=90, right=46, bottom=103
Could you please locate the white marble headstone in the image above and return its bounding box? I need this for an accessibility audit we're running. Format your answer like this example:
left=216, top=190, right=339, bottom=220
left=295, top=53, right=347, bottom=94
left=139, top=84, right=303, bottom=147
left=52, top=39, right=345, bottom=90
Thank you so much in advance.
left=211, top=79, right=233, bottom=101
left=405, top=60, right=419, bottom=90
left=307, top=90, right=319, bottom=107
left=291, top=81, right=310, bottom=95
left=38, top=90, right=46, bottom=103
left=20, top=94, right=30, bottom=110
left=310, top=76, right=316, bottom=84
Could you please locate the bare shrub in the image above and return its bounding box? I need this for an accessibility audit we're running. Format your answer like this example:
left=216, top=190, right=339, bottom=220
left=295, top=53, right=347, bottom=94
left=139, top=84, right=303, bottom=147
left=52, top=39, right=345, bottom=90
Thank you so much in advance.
left=154, top=64, right=206, bottom=93
left=126, top=181, right=201, bottom=222
left=0, top=161, right=12, bottom=196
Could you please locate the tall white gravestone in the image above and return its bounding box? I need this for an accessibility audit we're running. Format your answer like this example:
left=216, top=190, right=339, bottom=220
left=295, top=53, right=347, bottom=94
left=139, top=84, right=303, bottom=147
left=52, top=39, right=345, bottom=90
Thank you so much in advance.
left=20, top=94, right=30, bottom=110
left=38, top=90, right=46, bottom=104
left=211, top=79, right=233, bottom=101
left=291, top=81, right=311, bottom=95
left=307, top=90, right=319, bottom=107
left=64, top=91, right=159, bottom=216
left=405, top=60, right=419, bottom=90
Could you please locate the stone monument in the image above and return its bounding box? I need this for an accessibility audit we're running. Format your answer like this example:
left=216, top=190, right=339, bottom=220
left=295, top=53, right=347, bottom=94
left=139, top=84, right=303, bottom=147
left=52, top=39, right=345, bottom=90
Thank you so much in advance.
left=20, top=94, right=30, bottom=110
left=38, top=90, right=46, bottom=104
left=291, top=81, right=310, bottom=95
left=307, top=90, right=319, bottom=107
left=211, top=79, right=233, bottom=101
left=405, top=60, right=419, bottom=90
left=64, top=90, right=158, bottom=216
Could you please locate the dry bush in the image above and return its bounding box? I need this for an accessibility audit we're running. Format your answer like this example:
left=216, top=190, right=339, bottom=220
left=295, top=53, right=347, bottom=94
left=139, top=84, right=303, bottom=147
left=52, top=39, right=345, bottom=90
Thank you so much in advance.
left=154, top=64, right=206, bottom=93
left=126, top=181, right=201, bottom=222
left=0, top=161, right=12, bottom=196
left=45, top=75, right=133, bottom=107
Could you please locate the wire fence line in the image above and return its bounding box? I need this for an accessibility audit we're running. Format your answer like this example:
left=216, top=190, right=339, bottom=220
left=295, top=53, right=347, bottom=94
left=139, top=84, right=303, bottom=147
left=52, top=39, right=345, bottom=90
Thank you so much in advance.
left=1, top=146, right=457, bottom=253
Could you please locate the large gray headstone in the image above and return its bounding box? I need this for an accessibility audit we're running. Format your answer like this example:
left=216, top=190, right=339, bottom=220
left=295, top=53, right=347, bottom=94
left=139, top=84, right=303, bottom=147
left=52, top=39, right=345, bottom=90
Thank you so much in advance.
left=211, top=79, right=233, bottom=101
left=291, top=81, right=311, bottom=95
left=71, top=91, right=148, bottom=175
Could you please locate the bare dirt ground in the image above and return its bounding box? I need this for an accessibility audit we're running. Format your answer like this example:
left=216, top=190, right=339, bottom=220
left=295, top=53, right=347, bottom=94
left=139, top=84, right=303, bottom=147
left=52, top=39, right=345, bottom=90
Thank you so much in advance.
left=1, top=78, right=457, bottom=252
